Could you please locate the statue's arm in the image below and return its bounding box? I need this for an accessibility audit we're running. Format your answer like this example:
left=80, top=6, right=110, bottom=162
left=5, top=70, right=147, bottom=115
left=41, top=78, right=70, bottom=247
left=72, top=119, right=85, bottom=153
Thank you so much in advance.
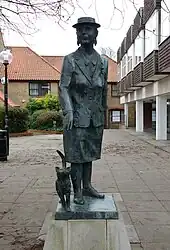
left=102, top=58, right=108, bottom=111
left=58, top=55, right=73, bottom=115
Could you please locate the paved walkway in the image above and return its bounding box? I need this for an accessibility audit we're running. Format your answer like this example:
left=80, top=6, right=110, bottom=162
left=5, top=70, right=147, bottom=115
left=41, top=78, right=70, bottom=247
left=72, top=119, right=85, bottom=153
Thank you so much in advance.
left=1, top=129, right=170, bottom=249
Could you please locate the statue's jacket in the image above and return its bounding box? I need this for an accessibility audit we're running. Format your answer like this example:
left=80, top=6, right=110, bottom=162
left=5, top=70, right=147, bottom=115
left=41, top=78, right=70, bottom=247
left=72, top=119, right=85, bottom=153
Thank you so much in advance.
left=59, top=47, right=108, bottom=163
left=59, top=47, right=108, bottom=128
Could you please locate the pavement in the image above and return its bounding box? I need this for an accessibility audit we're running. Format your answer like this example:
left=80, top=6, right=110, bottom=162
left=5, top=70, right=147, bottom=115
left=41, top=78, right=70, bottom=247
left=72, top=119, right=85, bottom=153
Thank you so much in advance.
left=1, top=129, right=170, bottom=249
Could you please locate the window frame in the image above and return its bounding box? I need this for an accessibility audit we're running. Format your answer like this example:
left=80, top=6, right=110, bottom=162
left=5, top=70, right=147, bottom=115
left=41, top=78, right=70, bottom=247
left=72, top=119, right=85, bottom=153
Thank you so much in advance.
left=29, top=81, right=51, bottom=97
left=110, top=110, right=121, bottom=123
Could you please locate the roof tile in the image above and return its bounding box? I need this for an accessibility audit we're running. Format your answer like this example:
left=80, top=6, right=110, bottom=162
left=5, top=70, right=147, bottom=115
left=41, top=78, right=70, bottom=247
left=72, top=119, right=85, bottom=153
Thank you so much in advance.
left=43, top=54, right=117, bottom=82
left=3, top=47, right=61, bottom=81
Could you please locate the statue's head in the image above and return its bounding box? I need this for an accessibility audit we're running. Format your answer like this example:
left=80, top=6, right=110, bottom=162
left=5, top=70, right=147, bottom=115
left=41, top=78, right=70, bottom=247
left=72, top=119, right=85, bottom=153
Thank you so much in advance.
left=73, top=17, right=100, bottom=46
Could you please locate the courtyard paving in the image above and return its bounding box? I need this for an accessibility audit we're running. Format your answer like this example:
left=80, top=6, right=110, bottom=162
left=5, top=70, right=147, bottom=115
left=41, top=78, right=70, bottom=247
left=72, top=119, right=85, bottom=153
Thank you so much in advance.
left=0, top=129, right=170, bottom=249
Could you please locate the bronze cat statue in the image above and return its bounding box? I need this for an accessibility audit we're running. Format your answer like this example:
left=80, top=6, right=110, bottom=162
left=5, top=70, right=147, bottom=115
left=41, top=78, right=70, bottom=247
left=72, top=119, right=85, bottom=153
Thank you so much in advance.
left=55, top=150, right=71, bottom=211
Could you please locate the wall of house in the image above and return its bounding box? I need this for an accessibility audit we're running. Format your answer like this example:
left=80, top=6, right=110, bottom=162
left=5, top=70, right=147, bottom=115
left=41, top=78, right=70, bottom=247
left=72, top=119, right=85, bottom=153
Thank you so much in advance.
left=128, top=103, right=136, bottom=127
left=51, top=82, right=59, bottom=96
left=8, top=81, right=29, bottom=107
left=6, top=81, right=59, bottom=107
left=106, top=83, right=124, bottom=129
left=107, top=83, right=123, bottom=109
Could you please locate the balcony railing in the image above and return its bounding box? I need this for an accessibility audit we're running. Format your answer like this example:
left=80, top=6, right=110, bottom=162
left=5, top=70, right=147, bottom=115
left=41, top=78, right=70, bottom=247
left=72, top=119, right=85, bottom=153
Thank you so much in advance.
left=143, top=50, right=168, bottom=81
left=119, top=77, right=126, bottom=95
left=133, top=62, right=143, bottom=85
left=159, top=36, right=170, bottom=73
left=133, top=62, right=153, bottom=87
left=126, top=71, right=134, bottom=90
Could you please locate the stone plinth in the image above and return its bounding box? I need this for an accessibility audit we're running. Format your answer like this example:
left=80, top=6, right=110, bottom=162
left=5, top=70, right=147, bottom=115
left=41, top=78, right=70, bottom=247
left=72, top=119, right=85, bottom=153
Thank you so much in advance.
left=43, top=195, right=131, bottom=250
left=55, top=195, right=118, bottom=220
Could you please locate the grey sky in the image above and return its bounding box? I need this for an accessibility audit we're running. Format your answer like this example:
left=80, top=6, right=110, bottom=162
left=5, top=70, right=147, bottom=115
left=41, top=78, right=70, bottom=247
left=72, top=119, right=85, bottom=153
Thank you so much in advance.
left=3, top=0, right=144, bottom=56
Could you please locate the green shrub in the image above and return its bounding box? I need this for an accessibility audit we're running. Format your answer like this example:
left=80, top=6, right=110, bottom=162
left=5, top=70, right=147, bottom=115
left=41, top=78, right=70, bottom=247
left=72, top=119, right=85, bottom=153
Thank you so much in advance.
left=29, top=109, right=47, bottom=129
left=35, top=110, right=63, bottom=130
left=43, top=94, right=61, bottom=111
left=0, top=107, right=29, bottom=133
left=26, top=94, right=61, bottom=114
left=26, top=98, right=44, bottom=114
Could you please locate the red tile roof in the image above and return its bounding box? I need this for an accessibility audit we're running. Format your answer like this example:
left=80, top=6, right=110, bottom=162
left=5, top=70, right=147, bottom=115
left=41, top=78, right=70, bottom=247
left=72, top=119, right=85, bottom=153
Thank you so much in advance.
left=43, top=54, right=117, bottom=82
left=42, top=56, right=63, bottom=73
left=0, top=90, right=19, bottom=107
left=4, top=47, right=61, bottom=81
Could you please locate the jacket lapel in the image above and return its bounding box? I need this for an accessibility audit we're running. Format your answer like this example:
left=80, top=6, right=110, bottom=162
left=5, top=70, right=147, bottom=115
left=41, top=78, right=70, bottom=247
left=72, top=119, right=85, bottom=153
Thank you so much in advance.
left=74, top=49, right=91, bottom=84
left=92, top=52, right=103, bottom=80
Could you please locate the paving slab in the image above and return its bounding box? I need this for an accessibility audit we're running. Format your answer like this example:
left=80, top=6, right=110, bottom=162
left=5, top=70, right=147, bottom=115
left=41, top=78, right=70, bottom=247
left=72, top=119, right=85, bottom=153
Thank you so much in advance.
left=142, top=242, right=170, bottom=250
left=1, top=130, right=170, bottom=248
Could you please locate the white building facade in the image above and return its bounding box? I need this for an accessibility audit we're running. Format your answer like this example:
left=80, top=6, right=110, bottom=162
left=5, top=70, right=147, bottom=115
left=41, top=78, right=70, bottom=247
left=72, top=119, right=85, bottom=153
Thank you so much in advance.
left=117, top=0, right=170, bottom=140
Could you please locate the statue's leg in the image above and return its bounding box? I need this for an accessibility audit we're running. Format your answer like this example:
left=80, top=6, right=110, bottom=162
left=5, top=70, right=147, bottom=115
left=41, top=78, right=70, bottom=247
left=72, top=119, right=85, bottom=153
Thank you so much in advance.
left=82, top=162, right=105, bottom=199
left=71, top=163, right=84, bottom=205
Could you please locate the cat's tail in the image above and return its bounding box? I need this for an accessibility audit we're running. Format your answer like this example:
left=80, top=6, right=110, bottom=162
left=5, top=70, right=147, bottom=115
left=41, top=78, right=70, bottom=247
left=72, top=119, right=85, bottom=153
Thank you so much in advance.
left=56, top=150, right=66, bottom=168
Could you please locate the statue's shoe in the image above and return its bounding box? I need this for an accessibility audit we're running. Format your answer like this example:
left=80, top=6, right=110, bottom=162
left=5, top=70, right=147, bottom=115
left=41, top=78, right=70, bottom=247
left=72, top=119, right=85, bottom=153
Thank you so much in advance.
left=73, top=194, right=85, bottom=205
left=83, top=187, right=105, bottom=199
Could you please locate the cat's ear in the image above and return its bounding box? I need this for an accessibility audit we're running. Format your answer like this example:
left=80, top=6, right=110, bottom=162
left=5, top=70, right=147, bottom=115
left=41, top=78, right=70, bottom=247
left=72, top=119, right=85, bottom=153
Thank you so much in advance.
left=55, top=167, right=60, bottom=172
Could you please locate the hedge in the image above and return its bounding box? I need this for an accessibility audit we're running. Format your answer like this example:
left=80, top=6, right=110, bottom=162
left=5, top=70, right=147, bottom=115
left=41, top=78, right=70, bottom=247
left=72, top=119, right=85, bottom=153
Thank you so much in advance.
left=0, top=107, right=29, bottom=133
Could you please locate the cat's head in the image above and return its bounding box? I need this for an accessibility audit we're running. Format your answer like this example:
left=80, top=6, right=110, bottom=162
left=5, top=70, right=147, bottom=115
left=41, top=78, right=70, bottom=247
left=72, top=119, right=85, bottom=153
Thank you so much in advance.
left=55, top=166, right=71, bottom=180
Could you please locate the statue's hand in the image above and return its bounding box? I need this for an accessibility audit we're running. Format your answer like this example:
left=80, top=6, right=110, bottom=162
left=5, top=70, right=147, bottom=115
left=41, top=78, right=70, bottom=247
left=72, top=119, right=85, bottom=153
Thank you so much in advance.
left=64, top=111, right=73, bottom=130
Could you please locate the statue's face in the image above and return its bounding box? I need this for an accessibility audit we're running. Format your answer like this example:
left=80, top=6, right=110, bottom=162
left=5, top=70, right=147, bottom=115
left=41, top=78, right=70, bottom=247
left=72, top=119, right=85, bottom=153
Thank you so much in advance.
left=76, top=24, right=98, bottom=45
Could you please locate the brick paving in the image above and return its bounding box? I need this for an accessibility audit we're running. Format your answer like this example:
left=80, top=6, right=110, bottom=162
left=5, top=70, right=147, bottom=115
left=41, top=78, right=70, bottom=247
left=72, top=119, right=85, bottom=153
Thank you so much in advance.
left=0, top=129, right=170, bottom=249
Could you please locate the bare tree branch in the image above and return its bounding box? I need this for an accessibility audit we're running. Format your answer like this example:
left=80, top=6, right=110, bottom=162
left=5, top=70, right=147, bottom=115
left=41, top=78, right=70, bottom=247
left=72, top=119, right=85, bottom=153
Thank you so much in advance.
left=0, top=0, right=77, bottom=34
left=0, top=0, right=170, bottom=40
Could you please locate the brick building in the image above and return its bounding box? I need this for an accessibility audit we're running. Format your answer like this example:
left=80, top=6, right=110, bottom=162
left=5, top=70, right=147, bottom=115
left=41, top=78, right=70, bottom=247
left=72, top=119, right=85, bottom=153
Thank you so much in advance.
left=0, top=47, right=60, bottom=107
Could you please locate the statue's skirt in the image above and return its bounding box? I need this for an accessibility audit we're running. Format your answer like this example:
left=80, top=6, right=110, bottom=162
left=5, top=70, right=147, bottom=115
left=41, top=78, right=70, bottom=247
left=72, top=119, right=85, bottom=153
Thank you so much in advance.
left=63, top=124, right=104, bottom=164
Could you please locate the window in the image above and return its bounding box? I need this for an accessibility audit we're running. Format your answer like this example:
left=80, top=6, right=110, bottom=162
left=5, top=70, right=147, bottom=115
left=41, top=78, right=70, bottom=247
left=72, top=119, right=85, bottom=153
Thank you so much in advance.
left=127, top=45, right=133, bottom=72
left=135, top=30, right=144, bottom=66
left=29, top=82, right=51, bottom=96
left=145, top=11, right=157, bottom=57
left=161, top=0, right=170, bottom=43
left=111, top=110, right=121, bottom=122
left=122, top=54, right=127, bottom=78
left=111, top=83, right=118, bottom=96
left=29, top=83, right=38, bottom=96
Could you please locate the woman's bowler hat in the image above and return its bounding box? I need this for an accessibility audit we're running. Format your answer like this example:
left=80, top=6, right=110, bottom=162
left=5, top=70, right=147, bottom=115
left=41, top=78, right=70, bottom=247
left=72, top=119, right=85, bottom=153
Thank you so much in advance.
left=72, top=17, right=100, bottom=28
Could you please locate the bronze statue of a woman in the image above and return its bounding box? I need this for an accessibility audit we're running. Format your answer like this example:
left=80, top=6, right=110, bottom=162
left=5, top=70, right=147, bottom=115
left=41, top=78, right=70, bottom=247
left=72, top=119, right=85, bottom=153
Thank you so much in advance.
left=59, top=17, right=108, bottom=205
